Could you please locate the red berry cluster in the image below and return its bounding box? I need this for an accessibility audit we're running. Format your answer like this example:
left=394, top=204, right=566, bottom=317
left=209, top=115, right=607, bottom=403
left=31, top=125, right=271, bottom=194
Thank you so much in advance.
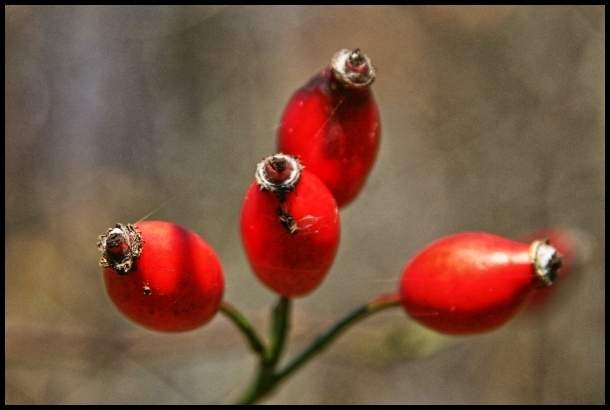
left=98, top=48, right=567, bottom=335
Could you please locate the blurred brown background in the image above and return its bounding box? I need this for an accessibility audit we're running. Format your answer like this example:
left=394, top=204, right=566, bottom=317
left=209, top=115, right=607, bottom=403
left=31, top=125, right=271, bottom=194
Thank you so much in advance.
left=5, top=5, right=604, bottom=404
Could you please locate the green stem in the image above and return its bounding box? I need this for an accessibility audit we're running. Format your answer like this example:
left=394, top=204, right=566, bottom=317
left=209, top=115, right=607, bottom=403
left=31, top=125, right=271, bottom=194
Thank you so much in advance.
left=237, top=297, right=291, bottom=405
left=266, top=297, right=291, bottom=365
left=219, top=301, right=266, bottom=356
left=235, top=293, right=401, bottom=404
left=237, top=361, right=275, bottom=405
left=274, top=293, right=401, bottom=384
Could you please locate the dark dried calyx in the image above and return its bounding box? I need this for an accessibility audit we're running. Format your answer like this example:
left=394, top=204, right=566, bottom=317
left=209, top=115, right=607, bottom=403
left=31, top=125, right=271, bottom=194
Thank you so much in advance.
left=97, top=223, right=143, bottom=275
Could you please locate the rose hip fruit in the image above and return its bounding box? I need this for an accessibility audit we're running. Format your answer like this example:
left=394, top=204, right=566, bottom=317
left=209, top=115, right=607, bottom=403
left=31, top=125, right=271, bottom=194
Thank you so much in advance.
left=277, top=48, right=381, bottom=208
left=98, top=220, right=224, bottom=332
left=399, top=232, right=562, bottom=335
left=240, top=153, right=340, bottom=297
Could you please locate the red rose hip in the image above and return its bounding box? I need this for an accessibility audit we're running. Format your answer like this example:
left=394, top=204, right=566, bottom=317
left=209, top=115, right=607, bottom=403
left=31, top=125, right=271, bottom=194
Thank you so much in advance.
left=277, top=48, right=381, bottom=208
left=240, top=153, right=340, bottom=297
left=399, top=232, right=562, bottom=335
left=98, top=220, right=224, bottom=332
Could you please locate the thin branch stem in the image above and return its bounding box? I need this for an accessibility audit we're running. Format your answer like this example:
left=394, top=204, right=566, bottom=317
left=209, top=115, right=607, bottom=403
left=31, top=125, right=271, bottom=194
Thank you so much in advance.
left=236, top=359, right=274, bottom=405
left=219, top=301, right=266, bottom=356
left=275, top=293, right=401, bottom=383
left=266, top=297, right=291, bottom=365
left=235, top=293, right=402, bottom=404
left=237, top=297, right=292, bottom=405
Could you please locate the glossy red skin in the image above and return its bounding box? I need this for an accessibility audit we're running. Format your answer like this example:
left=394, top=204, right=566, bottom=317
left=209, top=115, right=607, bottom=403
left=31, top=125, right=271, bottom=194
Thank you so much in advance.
left=399, top=232, right=538, bottom=335
left=277, top=68, right=381, bottom=208
left=523, top=228, right=574, bottom=309
left=240, top=171, right=340, bottom=297
left=103, top=221, right=224, bottom=332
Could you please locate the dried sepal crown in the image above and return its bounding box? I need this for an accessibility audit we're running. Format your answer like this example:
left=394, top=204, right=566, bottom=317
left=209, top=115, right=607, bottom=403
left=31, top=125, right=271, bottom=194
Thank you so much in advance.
left=530, top=239, right=563, bottom=287
left=255, top=153, right=303, bottom=193
left=97, top=223, right=143, bottom=275
left=330, top=48, right=376, bottom=88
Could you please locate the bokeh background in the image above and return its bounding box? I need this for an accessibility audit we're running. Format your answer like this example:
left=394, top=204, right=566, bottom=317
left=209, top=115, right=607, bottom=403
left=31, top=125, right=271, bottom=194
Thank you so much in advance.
left=5, top=5, right=604, bottom=404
